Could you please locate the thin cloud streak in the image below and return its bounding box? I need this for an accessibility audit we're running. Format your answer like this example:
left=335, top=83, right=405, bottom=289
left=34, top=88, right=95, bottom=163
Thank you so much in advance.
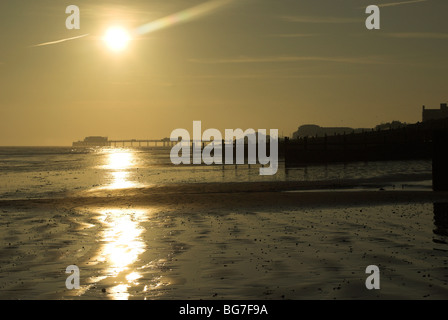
left=185, top=74, right=337, bottom=80
left=385, top=32, right=448, bottom=39
left=281, top=16, right=362, bottom=24
left=189, top=55, right=391, bottom=65
left=31, top=34, right=89, bottom=47
left=377, top=0, right=428, bottom=7
left=267, top=33, right=320, bottom=38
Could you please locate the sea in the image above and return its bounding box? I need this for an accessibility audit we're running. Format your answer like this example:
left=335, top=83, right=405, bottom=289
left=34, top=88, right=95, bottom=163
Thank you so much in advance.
left=0, top=146, right=433, bottom=200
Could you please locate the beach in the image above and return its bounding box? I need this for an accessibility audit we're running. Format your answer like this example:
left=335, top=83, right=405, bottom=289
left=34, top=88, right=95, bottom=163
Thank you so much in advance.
left=2, top=0, right=448, bottom=304
left=1, top=182, right=447, bottom=300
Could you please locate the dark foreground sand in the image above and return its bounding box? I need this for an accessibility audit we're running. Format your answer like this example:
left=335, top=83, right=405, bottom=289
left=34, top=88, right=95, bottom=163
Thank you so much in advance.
left=0, top=181, right=447, bottom=300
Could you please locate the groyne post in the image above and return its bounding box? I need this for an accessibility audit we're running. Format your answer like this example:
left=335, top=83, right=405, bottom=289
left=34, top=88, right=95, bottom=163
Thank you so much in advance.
left=432, top=130, right=448, bottom=191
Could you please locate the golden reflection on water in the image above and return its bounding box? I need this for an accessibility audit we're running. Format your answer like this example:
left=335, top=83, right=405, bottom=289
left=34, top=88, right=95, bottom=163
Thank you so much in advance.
left=100, top=209, right=146, bottom=273
left=105, top=151, right=134, bottom=170
left=96, top=208, right=147, bottom=300
left=109, top=171, right=137, bottom=190
left=102, top=149, right=140, bottom=190
left=84, top=149, right=172, bottom=299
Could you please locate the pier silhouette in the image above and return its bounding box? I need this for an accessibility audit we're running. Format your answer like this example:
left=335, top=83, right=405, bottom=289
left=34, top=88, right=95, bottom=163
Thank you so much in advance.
left=108, top=139, right=174, bottom=147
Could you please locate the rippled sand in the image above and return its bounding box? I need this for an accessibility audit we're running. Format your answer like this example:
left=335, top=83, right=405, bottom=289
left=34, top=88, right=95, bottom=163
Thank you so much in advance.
left=0, top=182, right=447, bottom=299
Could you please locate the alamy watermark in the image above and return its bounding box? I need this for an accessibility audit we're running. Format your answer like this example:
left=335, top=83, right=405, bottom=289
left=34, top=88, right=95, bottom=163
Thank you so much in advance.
left=65, top=265, right=80, bottom=290
left=65, top=5, right=80, bottom=30
left=365, top=265, right=380, bottom=290
left=170, top=121, right=279, bottom=176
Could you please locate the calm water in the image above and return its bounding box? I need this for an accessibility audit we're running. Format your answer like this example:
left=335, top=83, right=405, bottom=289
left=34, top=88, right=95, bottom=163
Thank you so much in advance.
left=0, top=146, right=432, bottom=200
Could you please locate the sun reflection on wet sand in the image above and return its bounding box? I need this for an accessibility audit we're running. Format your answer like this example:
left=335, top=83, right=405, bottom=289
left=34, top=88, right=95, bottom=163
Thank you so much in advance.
left=100, top=209, right=146, bottom=273
left=95, top=208, right=146, bottom=299
left=75, top=148, right=174, bottom=299
left=109, top=171, right=138, bottom=189
left=85, top=207, right=175, bottom=300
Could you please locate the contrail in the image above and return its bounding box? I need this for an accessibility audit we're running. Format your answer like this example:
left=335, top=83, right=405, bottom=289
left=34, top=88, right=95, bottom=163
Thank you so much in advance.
left=32, top=34, right=89, bottom=47
left=135, top=0, right=235, bottom=35
left=31, top=0, right=234, bottom=48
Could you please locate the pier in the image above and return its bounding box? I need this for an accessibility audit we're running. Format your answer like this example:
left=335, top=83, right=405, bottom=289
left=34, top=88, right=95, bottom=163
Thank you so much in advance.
left=108, top=139, right=175, bottom=147
left=72, top=136, right=175, bottom=148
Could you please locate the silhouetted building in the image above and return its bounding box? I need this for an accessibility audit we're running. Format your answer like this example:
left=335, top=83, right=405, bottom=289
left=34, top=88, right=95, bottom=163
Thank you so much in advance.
left=375, top=120, right=406, bottom=131
left=72, top=136, right=109, bottom=147
left=292, top=124, right=368, bottom=139
left=422, top=103, right=448, bottom=122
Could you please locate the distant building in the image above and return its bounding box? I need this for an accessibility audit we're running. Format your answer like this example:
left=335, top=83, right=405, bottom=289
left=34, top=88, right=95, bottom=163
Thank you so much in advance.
left=375, top=120, right=406, bottom=131
left=292, top=124, right=367, bottom=139
left=72, top=136, right=109, bottom=147
left=422, top=103, right=448, bottom=122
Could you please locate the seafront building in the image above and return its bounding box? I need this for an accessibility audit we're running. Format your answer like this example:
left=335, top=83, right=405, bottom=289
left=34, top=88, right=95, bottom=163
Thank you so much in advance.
left=72, top=136, right=109, bottom=147
left=292, top=125, right=369, bottom=139
left=422, top=103, right=448, bottom=122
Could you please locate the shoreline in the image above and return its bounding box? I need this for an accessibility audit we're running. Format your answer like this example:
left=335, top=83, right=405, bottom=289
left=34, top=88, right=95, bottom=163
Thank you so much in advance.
left=0, top=180, right=447, bottom=211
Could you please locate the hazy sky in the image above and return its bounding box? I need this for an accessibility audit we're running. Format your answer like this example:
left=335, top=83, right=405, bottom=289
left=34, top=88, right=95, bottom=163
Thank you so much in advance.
left=0, top=0, right=447, bottom=145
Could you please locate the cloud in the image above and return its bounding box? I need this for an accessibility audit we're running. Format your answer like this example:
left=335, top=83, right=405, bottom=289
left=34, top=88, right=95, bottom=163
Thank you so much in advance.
left=189, top=55, right=390, bottom=65
left=172, top=73, right=344, bottom=87
left=185, top=73, right=335, bottom=80
left=281, top=15, right=362, bottom=24
left=385, top=32, right=448, bottom=39
left=267, top=33, right=320, bottom=38
left=377, top=0, right=428, bottom=7
left=31, top=34, right=89, bottom=47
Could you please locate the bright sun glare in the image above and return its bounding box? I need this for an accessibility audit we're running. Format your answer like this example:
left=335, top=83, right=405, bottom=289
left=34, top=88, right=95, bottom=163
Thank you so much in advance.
left=103, top=26, right=131, bottom=52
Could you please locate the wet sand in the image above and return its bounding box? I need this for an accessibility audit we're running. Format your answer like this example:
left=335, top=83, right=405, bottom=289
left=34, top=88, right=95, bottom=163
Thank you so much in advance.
left=0, top=182, right=447, bottom=299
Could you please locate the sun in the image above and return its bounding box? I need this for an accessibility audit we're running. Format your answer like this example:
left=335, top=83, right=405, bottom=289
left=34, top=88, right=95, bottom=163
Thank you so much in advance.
left=103, top=26, right=131, bottom=52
